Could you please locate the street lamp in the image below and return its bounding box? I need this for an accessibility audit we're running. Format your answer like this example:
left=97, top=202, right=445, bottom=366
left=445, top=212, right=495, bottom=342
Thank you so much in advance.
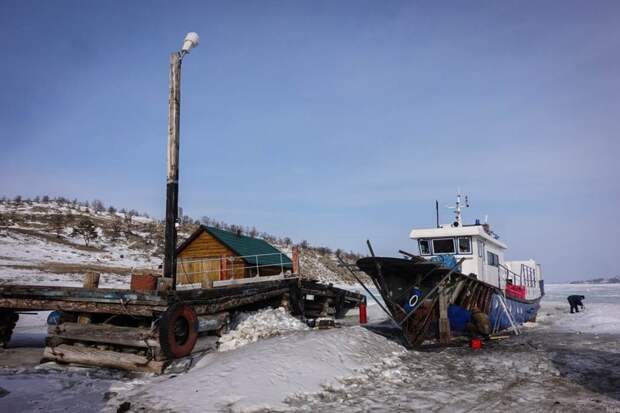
left=163, top=32, right=200, bottom=290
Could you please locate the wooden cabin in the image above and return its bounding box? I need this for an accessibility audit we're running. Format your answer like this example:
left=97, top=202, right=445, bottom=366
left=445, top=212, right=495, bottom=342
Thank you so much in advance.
left=176, top=225, right=294, bottom=287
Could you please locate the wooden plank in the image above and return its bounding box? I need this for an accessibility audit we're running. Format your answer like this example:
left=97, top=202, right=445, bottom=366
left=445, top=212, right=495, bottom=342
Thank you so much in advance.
left=0, top=285, right=165, bottom=305
left=212, top=274, right=287, bottom=287
left=0, top=298, right=165, bottom=316
left=438, top=288, right=451, bottom=344
left=191, top=287, right=290, bottom=314
left=43, top=344, right=165, bottom=373
left=173, top=278, right=294, bottom=301
left=49, top=323, right=159, bottom=348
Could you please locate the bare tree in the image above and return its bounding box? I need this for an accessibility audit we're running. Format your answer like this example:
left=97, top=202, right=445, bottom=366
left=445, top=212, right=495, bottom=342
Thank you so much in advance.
left=0, top=213, right=9, bottom=235
left=249, top=226, right=258, bottom=238
left=92, top=199, right=105, bottom=214
left=107, top=206, right=117, bottom=215
left=72, top=218, right=98, bottom=246
left=124, top=210, right=137, bottom=227
left=110, top=216, right=123, bottom=242
left=50, top=214, right=67, bottom=238
left=42, top=195, right=50, bottom=203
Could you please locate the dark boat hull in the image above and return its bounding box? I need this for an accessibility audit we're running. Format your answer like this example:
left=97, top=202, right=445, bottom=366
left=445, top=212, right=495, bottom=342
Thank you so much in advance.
left=356, top=256, right=541, bottom=346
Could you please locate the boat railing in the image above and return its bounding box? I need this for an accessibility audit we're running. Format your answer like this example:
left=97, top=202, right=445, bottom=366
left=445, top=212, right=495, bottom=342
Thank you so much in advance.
left=496, top=263, right=524, bottom=291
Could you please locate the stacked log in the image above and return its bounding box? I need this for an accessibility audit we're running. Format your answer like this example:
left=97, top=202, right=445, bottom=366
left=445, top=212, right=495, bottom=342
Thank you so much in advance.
left=41, top=272, right=228, bottom=373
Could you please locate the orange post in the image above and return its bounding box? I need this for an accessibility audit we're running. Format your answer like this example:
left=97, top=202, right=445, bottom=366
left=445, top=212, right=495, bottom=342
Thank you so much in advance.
left=220, top=256, right=229, bottom=280
left=292, top=247, right=300, bottom=275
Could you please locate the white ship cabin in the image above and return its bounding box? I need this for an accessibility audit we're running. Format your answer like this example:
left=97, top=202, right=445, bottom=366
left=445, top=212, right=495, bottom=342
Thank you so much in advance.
left=409, top=195, right=543, bottom=300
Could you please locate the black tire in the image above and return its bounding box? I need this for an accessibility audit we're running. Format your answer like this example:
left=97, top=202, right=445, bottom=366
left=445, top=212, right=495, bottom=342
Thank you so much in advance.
left=0, top=310, right=19, bottom=348
left=159, top=303, right=198, bottom=358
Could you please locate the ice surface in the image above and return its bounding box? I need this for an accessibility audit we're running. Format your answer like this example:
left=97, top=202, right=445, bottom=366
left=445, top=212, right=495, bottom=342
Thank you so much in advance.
left=540, top=283, right=620, bottom=334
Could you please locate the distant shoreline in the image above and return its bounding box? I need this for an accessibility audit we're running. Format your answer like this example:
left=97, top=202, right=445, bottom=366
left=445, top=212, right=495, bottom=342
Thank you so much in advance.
left=568, top=277, right=620, bottom=285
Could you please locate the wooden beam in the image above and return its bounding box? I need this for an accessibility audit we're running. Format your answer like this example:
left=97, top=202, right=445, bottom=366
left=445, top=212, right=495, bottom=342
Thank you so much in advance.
left=49, top=323, right=159, bottom=349
left=190, top=287, right=290, bottom=315
left=438, top=287, right=451, bottom=345
left=0, top=285, right=165, bottom=305
left=83, top=272, right=100, bottom=289
left=0, top=298, right=164, bottom=316
left=78, top=272, right=100, bottom=324
left=43, top=344, right=165, bottom=373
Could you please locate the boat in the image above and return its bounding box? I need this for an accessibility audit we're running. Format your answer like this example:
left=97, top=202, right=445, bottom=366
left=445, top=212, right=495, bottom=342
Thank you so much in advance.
left=355, top=193, right=544, bottom=346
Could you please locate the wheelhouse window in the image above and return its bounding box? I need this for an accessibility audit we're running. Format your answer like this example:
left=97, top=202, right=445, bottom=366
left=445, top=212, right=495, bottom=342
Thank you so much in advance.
left=458, top=237, right=472, bottom=254
left=432, top=238, right=455, bottom=254
left=487, top=251, right=500, bottom=267
left=478, top=240, right=484, bottom=257
left=419, top=239, right=431, bottom=255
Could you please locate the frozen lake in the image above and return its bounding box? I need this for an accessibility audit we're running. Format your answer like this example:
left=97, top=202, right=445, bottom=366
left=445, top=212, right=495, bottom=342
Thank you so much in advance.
left=0, top=284, right=619, bottom=412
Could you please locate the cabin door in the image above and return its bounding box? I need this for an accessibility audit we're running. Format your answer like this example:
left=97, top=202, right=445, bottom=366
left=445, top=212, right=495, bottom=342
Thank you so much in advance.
left=204, top=257, right=222, bottom=282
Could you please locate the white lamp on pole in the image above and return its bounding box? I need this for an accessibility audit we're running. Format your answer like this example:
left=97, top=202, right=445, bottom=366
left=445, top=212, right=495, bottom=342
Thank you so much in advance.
left=181, top=32, right=200, bottom=56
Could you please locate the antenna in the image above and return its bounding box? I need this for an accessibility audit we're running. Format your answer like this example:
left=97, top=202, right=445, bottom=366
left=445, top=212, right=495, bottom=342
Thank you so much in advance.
left=447, top=191, right=469, bottom=227
left=435, top=200, right=439, bottom=228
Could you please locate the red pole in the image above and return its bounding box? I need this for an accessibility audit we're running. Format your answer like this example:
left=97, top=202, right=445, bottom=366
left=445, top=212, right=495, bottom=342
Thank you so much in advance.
left=359, top=299, right=368, bottom=324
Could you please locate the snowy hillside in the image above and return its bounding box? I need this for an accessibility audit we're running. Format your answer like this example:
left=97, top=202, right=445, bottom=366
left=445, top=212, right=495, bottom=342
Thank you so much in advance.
left=0, top=198, right=358, bottom=287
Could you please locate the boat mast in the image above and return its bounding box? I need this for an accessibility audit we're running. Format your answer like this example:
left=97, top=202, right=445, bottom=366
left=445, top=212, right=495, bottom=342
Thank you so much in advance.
left=450, top=192, right=469, bottom=227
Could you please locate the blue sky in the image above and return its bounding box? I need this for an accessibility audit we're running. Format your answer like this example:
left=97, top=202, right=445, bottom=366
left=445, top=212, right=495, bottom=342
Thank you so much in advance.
left=0, top=1, right=618, bottom=282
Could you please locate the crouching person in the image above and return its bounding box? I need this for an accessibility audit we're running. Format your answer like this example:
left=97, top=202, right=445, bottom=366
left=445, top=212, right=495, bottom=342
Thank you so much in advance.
left=567, top=295, right=585, bottom=313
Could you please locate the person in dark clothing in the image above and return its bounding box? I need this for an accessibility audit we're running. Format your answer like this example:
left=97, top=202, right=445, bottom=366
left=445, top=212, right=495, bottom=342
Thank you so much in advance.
left=567, top=295, right=585, bottom=313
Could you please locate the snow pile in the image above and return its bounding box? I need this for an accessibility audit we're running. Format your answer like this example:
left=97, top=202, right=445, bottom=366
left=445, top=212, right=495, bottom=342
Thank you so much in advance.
left=107, top=327, right=407, bottom=413
left=218, top=307, right=309, bottom=352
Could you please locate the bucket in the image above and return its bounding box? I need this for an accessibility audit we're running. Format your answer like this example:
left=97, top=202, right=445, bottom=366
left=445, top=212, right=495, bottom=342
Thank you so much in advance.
left=130, top=273, right=158, bottom=291
left=470, top=338, right=482, bottom=350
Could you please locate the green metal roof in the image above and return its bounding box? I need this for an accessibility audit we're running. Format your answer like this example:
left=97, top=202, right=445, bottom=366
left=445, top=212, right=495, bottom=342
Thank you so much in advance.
left=187, top=226, right=293, bottom=269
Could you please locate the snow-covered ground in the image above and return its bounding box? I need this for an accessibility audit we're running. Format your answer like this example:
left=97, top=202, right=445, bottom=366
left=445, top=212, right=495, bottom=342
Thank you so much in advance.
left=1, top=284, right=619, bottom=412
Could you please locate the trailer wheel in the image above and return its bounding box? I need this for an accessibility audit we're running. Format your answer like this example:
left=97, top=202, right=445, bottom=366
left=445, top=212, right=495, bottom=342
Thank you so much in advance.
left=159, top=303, right=198, bottom=358
left=0, top=310, right=19, bottom=348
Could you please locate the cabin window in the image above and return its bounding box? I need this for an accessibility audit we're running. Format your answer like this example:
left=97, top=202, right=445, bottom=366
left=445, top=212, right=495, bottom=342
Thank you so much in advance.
left=419, top=239, right=431, bottom=255
left=432, top=238, right=455, bottom=254
left=458, top=237, right=472, bottom=254
left=487, top=251, right=499, bottom=267
left=478, top=240, right=484, bottom=258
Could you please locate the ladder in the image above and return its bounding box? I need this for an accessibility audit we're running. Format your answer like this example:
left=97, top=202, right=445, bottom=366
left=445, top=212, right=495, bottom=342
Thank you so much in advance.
left=497, top=294, right=520, bottom=336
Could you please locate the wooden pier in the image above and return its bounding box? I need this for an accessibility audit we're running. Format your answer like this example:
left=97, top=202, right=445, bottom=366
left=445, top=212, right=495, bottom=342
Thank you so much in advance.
left=0, top=276, right=364, bottom=373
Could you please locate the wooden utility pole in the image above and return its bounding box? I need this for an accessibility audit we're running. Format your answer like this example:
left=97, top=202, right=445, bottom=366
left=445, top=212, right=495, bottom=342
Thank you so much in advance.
left=163, top=52, right=182, bottom=289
